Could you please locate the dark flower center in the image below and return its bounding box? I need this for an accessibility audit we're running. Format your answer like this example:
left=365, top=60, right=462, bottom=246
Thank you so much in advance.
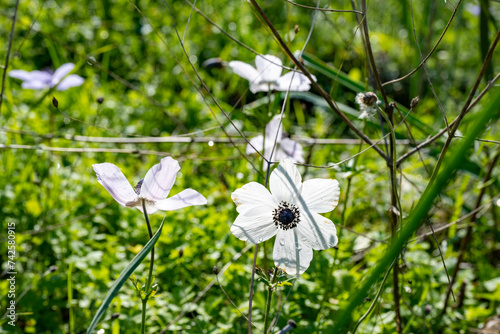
left=278, top=209, right=295, bottom=225
left=273, top=201, right=300, bottom=230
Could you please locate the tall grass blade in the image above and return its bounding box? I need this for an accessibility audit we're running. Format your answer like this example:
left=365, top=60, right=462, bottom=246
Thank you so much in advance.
left=330, top=91, right=500, bottom=333
left=86, top=220, right=165, bottom=334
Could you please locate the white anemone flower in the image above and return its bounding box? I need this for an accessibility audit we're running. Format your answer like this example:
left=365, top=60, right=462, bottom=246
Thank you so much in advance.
left=93, top=157, right=207, bottom=214
left=9, top=63, right=84, bottom=91
left=247, top=115, right=304, bottom=169
left=228, top=54, right=315, bottom=94
left=231, top=159, right=340, bottom=275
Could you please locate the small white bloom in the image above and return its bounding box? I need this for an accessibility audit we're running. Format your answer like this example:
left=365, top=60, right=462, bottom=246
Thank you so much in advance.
left=93, top=157, right=207, bottom=214
left=246, top=115, right=304, bottom=169
left=355, top=92, right=379, bottom=119
left=230, top=159, right=340, bottom=275
left=9, top=63, right=84, bottom=91
left=97, top=330, right=105, bottom=334
left=228, top=54, right=316, bottom=94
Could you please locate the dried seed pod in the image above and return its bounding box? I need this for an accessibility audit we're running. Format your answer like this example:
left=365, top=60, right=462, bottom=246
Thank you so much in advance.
left=410, top=96, right=420, bottom=109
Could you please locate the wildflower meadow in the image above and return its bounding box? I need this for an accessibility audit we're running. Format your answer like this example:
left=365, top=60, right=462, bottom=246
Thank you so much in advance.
left=1, top=0, right=499, bottom=333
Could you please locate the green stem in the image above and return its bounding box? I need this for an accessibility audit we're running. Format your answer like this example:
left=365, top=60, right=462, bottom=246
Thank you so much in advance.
left=141, top=199, right=155, bottom=334
left=68, top=261, right=75, bottom=334
left=378, top=106, right=404, bottom=333
left=141, top=299, right=147, bottom=334
left=263, top=267, right=279, bottom=333
left=351, top=260, right=395, bottom=334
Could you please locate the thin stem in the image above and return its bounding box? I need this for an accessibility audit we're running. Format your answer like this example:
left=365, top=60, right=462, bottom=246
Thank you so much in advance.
left=378, top=107, right=403, bottom=333
left=248, top=0, right=387, bottom=161
left=263, top=267, right=279, bottom=333
left=360, top=0, right=389, bottom=107
left=382, top=0, right=462, bottom=86
left=141, top=299, right=147, bottom=334
left=248, top=245, right=259, bottom=334
left=409, top=0, right=451, bottom=137
left=141, top=199, right=155, bottom=334
left=441, top=150, right=500, bottom=314
left=249, top=151, right=274, bottom=333
left=351, top=260, right=395, bottom=334
left=0, top=0, right=20, bottom=114
left=427, top=28, right=500, bottom=185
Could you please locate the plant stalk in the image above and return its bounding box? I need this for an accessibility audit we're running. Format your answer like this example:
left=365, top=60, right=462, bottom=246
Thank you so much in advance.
left=141, top=199, right=155, bottom=334
left=379, top=107, right=403, bottom=333
left=263, top=267, right=279, bottom=333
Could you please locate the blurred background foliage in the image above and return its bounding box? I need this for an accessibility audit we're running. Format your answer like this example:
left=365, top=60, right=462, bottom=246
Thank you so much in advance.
left=0, top=0, right=499, bottom=333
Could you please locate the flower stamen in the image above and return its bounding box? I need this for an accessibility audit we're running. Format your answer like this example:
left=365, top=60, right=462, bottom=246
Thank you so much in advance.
left=273, top=201, right=300, bottom=230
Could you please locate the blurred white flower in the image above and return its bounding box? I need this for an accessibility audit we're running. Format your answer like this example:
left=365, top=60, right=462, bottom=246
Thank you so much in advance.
left=93, top=157, right=207, bottom=215
left=228, top=54, right=315, bottom=93
left=97, top=330, right=105, bottom=334
left=9, top=63, right=84, bottom=91
left=355, top=92, right=379, bottom=119
left=246, top=115, right=304, bottom=169
left=230, top=159, right=340, bottom=275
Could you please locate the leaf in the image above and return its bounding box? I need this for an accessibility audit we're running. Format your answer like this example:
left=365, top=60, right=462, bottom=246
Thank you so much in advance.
left=86, top=220, right=165, bottom=334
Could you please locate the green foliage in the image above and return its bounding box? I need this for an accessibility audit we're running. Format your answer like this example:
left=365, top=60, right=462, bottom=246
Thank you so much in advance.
left=1, top=0, right=499, bottom=333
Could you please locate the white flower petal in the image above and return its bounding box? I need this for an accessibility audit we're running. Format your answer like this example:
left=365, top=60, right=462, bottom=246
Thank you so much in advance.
left=93, top=163, right=137, bottom=207
left=29, top=71, right=53, bottom=83
left=231, top=182, right=277, bottom=214
left=230, top=212, right=277, bottom=244
left=270, top=159, right=302, bottom=203
left=300, top=178, right=340, bottom=213
left=155, top=189, right=207, bottom=211
left=22, top=80, right=50, bottom=90
left=296, top=210, right=338, bottom=250
left=249, top=83, right=272, bottom=93
left=9, top=70, right=33, bottom=81
left=265, top=116, right=283, bottom=143
left=51, top=63, right=75, bottom=84
left=10, top=70, right=53, bottom=84
left=56, top=75, right=84, bottom=91
left=140, top=157, right=180, bottom=202
left=279, top=138, right=304, bottom=163
left=135, top=202, right=159, bottom=215
left=228, top=61, right=260, bottom=83
left=277, top=72, right=314, bottom=92
left=273, top=229, right=313, bottom=275
left=255, top=55, right=283, bottom=82
left=246, top=135, right=264, bottom=155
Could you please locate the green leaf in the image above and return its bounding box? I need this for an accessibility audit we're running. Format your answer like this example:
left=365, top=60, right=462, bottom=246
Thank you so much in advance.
left=86, top=220, right=165, bottom=334
left=330, top=90, right=500, bottom=333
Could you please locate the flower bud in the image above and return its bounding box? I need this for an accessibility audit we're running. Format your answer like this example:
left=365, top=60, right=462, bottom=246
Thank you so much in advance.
left=410, top=96, right=420, bottom=109
left=52, top=97, right=58, bottom=108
